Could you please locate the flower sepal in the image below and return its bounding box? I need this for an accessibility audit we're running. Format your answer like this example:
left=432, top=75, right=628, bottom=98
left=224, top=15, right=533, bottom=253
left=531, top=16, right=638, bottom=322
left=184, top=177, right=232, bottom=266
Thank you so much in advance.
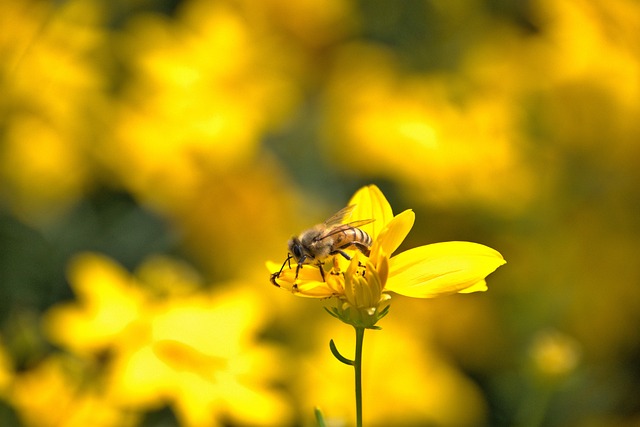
left=324, top=295, right=391, bottom=329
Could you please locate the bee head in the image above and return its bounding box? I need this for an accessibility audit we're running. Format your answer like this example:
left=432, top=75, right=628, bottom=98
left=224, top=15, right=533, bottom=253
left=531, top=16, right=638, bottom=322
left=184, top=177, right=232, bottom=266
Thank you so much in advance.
left=287, top=237, right=305, bottom=263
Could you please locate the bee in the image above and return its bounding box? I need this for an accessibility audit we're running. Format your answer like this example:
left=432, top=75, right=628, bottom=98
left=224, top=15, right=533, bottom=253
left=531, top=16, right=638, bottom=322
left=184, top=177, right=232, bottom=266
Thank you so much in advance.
left=270, top=205, right=374, bottom=285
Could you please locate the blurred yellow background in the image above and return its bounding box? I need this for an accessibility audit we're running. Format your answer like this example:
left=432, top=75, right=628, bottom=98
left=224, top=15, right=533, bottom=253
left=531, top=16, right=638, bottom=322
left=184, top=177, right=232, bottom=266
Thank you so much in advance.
left=1, top=0, right=639, bottom=426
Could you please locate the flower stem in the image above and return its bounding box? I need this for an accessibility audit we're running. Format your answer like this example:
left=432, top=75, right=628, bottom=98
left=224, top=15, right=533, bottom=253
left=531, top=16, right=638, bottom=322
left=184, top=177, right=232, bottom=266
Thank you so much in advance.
left=354, top=326, right=365, bottom=427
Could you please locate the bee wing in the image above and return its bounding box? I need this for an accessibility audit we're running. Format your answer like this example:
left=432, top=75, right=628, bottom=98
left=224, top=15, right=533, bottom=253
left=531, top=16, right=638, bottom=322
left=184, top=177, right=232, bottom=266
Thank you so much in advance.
left=323, top=205, right=357, bottom=227
left=313, top=224, right=351, bottom=242
left=344, top=218, right=375, bottom=228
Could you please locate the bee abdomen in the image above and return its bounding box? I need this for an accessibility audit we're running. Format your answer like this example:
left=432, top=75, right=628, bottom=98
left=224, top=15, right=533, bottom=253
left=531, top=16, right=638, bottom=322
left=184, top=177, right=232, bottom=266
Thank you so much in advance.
left=356, top=227, right=372, bottom=247
left=336, top=227, right=372, bottom=250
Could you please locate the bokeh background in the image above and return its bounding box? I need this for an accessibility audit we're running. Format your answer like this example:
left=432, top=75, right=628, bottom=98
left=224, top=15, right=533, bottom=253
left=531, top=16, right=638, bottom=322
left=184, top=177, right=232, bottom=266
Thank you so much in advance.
left=1, top=0, right=639, bottom=426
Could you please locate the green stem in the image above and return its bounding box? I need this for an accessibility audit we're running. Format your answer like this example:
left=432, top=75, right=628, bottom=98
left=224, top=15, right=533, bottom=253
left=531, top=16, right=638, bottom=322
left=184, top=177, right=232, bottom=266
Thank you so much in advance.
left=354, top=326, right=365, bottom=427
left=329, top=339, right=354, bottom=366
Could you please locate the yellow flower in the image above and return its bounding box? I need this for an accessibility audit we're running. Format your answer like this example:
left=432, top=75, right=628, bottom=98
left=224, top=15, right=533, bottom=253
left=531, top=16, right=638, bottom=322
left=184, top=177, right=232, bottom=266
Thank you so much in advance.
left=110, top=0, right=297, bottom=211
left=45, top=253, right=293, bottom=426
left=1, top=0, right=107, bottom=219
left=268, top=185, right=505, bottom=325
left=9, top=355, right=137, bottom=427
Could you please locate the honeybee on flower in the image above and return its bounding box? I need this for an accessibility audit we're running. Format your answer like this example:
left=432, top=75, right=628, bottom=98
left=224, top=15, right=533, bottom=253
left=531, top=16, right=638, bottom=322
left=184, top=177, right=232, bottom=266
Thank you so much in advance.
left=268, top=185, right=505, bottom=327
left=270, top=205, right=374, bottom=285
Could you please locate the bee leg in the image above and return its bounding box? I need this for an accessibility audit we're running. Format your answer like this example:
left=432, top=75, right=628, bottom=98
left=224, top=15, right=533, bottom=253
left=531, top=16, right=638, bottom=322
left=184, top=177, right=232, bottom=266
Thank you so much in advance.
left=316, top=262, right=326, bottom=282
left=294, top=254, right=307, bottom=280
left=271, top=254, right=294, bottom=287
left=295, top=262, right=303, bottom=279
left=291, top=263, right=303, bottom=291
left=330, top=249, right=351, bottom=261
left=270, top=273, right=280, bottom=287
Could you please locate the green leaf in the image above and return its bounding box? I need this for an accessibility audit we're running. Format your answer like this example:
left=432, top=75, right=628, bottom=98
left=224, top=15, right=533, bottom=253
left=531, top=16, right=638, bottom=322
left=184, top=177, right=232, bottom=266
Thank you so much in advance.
left=314, top=407, right=327, bottom=427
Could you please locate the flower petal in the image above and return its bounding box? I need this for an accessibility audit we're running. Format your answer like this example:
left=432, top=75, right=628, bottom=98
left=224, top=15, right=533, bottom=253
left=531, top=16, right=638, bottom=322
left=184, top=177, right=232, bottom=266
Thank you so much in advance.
left=386, top=242, right=506, bottom=298
left=371, top=209, right=415, bottom=258
left=294, top=280, right=340, bottom=298
left=458, top=280, right=488, bottom=294
left=266, top=261, right=335, bottom=298
left=347, top=185, right=393, bottom=239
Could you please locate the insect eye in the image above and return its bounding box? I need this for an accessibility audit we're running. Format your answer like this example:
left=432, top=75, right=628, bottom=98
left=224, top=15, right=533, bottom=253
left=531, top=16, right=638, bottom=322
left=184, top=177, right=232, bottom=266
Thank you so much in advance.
left=292, top=245, right=302, bottom=259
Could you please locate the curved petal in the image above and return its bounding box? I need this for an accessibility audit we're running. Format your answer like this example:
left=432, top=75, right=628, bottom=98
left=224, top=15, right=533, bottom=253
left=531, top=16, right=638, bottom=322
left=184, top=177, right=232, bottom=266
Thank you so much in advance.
left=386, top=242, right=506, bottom=298
left=266, top=261, right=335, bottom=298
left=293, top=279, right=340, bottom=298
left=348, top=185, right=393, bottom=240
left=371, top=209, right=415, bottom=258
left=458, top=280, right=488, bottom=293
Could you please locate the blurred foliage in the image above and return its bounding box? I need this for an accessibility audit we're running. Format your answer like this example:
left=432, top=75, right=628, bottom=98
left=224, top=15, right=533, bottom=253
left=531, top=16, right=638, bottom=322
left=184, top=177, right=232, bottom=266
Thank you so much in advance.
left=1, top=0, right=640, bottom=425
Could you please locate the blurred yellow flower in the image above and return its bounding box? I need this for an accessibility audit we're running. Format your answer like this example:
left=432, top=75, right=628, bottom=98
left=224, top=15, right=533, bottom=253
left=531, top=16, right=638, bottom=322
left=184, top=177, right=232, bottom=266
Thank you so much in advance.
left=109, top=0, right=297, bottom=210
left=529, top=330, right=581, bottom=380
left=269, top=185, right=505, bottom=326
left=532, top=0, right=640, bottom=107
left=9, top=355, right=137, bottom=427
left=44, top=254, right=146, bottom=355
left=322, top=45, right=534, bottom=213
left=0, top=0, right=108, bottom=220
left=45, top=253, right=292, bottom=427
